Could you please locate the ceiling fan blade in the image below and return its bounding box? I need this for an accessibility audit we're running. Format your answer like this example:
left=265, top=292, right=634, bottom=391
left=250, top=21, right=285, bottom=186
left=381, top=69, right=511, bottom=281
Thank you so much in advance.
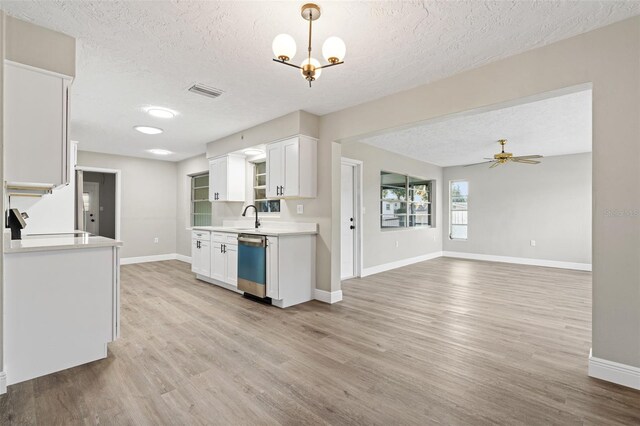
left=512, top=155, right=543, bottom=160
left=511, top=158, right=541, bottom=164
left=464, top=160, right=494, bottom=167
left=489, top=161, right=501, bottom=168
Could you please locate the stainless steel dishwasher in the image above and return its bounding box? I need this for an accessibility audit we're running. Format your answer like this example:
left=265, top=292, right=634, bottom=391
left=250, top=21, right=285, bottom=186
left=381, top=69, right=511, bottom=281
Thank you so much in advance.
left=237, top=234, right=268, bottom=298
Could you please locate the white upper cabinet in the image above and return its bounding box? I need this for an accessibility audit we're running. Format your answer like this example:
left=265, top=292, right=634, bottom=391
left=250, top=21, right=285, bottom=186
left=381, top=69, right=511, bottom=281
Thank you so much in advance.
left=209, top=154, right=246, bottom=202
left=266, top=135, right=317, bottom=199
left=5, top=61, right=72, bottom=188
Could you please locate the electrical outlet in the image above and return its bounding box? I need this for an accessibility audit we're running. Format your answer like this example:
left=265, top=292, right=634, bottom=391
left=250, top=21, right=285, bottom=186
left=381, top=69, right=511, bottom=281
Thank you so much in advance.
left=530, top=240, right=536, bottom=247
left=395, top=241, right=399, bottom=248
left=154, top=237, right=159, bottom=244
left=433, top=235, right=437, bottom=242
left=297, top=204, right=304, bottom=214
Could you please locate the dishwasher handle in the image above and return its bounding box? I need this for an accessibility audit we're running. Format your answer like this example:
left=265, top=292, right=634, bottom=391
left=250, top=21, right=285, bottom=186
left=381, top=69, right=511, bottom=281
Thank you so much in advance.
left=237, top=234, right=267, bottom=247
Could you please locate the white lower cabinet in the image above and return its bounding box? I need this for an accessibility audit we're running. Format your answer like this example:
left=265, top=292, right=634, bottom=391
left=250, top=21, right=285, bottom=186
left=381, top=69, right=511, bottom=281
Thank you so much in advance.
left=191, top=231, right=211, bottom=276
left=225, top=243, right=238, bottom=287
left=210, top=233, right=238, bottom=288
left=267, top=234, right=316, bottom=308
left=210, top=241, right=226, bottom=282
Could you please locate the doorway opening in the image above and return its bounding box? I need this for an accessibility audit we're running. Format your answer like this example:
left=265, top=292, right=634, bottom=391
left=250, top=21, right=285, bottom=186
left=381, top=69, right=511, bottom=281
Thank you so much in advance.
left=341, top=158, right=363, bottom=279
left=75, top=167, right=121, bottom=239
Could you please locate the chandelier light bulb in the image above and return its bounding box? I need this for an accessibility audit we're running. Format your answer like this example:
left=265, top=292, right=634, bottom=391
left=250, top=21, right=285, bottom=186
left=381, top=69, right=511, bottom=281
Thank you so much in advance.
left=322, top=36, right=346, bottom=64
left=272, top=34, right=297, bottom=61
left=300, top=57, right=322, bottom=81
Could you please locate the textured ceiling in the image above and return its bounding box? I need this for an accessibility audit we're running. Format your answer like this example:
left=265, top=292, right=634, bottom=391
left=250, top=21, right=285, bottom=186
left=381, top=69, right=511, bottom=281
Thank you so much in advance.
left=357, top=89, right=592, bottom=167
left=1, top=1, right=636, bottom=161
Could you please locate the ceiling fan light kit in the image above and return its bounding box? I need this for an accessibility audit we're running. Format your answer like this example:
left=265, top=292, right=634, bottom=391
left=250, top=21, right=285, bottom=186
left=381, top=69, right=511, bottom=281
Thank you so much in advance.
left=272, top=3, right=346, bottom=87
left=466, top=139, right=544, bottom=168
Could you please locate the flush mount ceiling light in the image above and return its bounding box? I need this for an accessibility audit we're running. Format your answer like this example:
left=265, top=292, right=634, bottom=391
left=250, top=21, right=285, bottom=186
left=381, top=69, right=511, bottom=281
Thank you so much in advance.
left=134, top=125, right=163, bottom=135
left=146, top=107, right=176, bottom=119
left=243, top=148, right=265, bottom=156
left=272, top=3, right=345, bottom=87
left=147, top=148, right=172, bottom=156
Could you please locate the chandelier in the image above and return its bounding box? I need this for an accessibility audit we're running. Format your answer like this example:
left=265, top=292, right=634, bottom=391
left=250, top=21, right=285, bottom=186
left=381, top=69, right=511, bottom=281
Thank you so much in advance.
left=272, top=3, right=346, bottom=87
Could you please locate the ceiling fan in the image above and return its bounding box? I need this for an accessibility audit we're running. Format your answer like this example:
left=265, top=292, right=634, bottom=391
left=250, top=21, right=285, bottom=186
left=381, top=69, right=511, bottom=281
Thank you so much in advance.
left=466, top=139, right=543, bottom=168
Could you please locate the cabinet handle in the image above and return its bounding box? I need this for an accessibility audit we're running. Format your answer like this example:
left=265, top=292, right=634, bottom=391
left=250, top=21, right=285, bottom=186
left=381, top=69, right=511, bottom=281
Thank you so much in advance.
left=223, top=244, right=227, bottom=254
left=276, top=186, right=280, bottom=196
left=280, top=185, right=284, bottom=196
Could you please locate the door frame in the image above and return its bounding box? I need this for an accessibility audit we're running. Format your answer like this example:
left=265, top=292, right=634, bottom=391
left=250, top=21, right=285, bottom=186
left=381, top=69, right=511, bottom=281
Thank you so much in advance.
left=76, top=166, right=122, bottom=241
left=341, top=157, right=363, bottom=279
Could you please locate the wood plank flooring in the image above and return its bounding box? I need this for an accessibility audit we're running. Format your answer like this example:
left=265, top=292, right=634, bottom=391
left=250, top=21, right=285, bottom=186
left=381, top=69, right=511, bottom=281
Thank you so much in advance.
left=1, top=257, right=640, bottom=425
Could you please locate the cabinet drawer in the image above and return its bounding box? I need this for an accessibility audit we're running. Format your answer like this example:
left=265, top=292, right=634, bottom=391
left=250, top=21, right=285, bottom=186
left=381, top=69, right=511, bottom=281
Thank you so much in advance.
left=212, top=232, right=238, bottom=243
left=192, top=231, right=211, bottom=241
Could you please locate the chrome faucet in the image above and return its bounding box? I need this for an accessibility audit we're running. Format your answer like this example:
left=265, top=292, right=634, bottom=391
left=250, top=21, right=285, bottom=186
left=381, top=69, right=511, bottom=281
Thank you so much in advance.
left=242, top=205, right=261, bottom=229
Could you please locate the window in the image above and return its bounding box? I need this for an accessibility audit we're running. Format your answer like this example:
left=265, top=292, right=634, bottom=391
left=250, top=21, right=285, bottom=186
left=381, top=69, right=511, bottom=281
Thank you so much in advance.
left=254, top=161, right=280, bottom=213
left=191, top=173, right=211, bottom=226
left=449, top=180, right=468, bottom=240
left=380, top=171, right=433, bottom=229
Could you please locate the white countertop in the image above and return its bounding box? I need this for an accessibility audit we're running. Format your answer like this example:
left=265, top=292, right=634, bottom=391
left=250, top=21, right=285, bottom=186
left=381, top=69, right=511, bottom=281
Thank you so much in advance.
left=192, top=221, right=318, bottom=236
left=5, top=233, right=123, bottom=254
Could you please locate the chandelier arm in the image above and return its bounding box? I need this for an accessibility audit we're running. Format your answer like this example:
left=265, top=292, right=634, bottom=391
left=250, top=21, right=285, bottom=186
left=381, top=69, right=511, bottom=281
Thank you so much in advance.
left=272, top=59, right=303, bottom=70
left=315, top=61, right=344, bottom=70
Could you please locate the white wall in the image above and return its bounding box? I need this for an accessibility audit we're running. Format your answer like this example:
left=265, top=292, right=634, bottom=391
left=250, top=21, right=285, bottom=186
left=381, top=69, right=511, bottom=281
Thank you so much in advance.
left=443, top=153, right=591, bottom=264
left=77, top=151, right=177, bottom=259
left=341, top=141, right=443, bottom=271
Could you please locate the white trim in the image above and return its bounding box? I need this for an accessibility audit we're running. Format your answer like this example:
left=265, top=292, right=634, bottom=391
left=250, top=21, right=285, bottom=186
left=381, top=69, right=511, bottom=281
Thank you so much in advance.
left=341, top=157, right=364, bottom=278
left=588, top=348, right=640, bottom=390
left=76, top=166, right=122, bottom=241
left=314, top=289, right=343, bottom=304
left=443, top=251, right=592, bottom=271
left=361, top=251, right=444, bottom=277
left=175, top=254, right=191, bottom=264
left=0, top=372, right=6, bottom=395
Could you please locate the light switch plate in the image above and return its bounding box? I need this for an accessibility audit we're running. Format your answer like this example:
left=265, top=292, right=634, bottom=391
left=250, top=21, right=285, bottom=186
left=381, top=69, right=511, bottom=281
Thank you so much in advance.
left=530, top=240, right=536, bottom=247
left=297, top=205, right=304, bottom=214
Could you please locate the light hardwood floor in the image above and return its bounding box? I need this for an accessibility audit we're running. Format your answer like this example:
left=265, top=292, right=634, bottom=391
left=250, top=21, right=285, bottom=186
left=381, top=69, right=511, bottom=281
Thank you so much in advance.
left=1, top=257, right=639, bottom=425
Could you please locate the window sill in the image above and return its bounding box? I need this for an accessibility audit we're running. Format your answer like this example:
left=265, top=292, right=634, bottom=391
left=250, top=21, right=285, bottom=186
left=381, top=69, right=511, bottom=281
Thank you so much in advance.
left=380, top=226, right=436, bottom=232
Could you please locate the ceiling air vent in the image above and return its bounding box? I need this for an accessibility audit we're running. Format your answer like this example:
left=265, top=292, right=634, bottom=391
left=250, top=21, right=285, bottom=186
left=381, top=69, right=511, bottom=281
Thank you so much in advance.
left=188, top=83, right=224, bottom=99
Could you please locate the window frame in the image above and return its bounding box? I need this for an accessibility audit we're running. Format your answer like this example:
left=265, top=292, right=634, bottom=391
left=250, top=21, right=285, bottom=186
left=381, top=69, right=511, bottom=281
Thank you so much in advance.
left=380, top=170, right=435, bottom=230
left=190, top=172, right=211, bottom=227
left=449, top=179, right=469, bottom=240
left=253, top=161, right=281, bottom=214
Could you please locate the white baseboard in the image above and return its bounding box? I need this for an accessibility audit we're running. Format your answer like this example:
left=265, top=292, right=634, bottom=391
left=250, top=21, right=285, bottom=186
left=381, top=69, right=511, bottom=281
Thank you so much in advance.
left=588, top=348, right=640, bottom=390
left=314, top=289, right=343, bottom=304
left=442, top=251, right=592, bottom=271
left=0, top=371, right=6, bottom=394
left=121, top=253, right=191, bottom=265
left=361, top=251, right=443, bottom=277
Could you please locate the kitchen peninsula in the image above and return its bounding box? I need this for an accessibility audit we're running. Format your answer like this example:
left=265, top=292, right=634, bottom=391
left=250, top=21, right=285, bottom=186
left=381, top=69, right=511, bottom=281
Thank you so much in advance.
left=3, top=232, right=122, bottom=387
